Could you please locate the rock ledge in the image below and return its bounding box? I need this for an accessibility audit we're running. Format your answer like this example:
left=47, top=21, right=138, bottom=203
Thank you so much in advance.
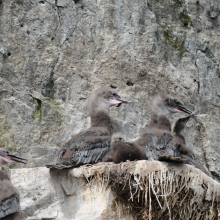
left=8, top=160, right=220, bottom=219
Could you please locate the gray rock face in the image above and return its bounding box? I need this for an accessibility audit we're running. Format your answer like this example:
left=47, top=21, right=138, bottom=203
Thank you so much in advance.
left=8, top=166, right=133, bottom=220
left=0, top=0, right=220, bottom=179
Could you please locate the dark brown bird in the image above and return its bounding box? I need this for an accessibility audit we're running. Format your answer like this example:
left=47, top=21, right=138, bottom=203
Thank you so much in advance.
left=135, top=93, right=193, bottom=162
left=170, top=115, right=194, bottom=155
left=48, top=86, right=127, bottom=169
left=102, top=132, right=146, bottom=163
left=0, top=148, right=27, bottom=220
left=171, top=116, right=211, bottom=176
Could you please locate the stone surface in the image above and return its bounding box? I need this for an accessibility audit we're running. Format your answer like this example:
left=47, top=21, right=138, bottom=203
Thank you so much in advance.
left=0, top=0, right=220, bottom=179
left=8, top=166, right=132, bottom=220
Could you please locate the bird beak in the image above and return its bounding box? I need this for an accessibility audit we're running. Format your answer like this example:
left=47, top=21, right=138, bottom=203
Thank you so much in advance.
left=7, top=153, right=28, bottom=164
left=180, top=115, right=192, bottom=126
left=190, top=111, right=197, bottom=116
left=176, top=103, right=193, bottom=114
left=115, top=98, right=129, bottom=107
left=111, top=94, right=129, bottom=107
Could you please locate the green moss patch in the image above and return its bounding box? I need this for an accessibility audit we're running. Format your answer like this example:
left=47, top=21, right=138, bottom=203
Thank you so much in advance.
left=180, top=12, right=191, bottom=27
left=163, top=29, right=186, bottom=56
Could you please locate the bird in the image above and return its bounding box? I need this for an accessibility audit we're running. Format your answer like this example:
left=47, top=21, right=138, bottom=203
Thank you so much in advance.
left=171, top=115, right=211, bottom=176
left=170, top=115, right=194, bottom=156
left=102, top=132, right=146, bottom=163
left=135, top=93, right=193, bottom=162
left=0, top=148, right=27, bottom=220
left=48, top=86, right=128, bottom=169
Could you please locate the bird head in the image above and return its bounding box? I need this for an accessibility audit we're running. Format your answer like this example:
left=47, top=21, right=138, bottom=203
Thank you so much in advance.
left=152, top=93, right=193, bottom=116
left=87, top=86, right=128, bottom=116
left=173, top=115, right=192, bottom=135
left=0, top=148, right=27, bottom=167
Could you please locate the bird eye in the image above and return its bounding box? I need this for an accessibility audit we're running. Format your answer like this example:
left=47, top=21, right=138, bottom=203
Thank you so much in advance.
left=111, top=93, right=118, bottom=99
left=165, top=99, right=170, bottom=104
left=175, top=100, right=181, bottom=105
left=107, top=91, right=114, bottom=98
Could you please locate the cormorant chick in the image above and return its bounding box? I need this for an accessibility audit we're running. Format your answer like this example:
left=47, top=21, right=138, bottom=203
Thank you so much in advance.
left=0, top=148, right=27, bottom=220
left=172, top=116, right=211, bottom=176
left=48, top=86, right=128, bottom=168
left=103, top=132, right=146, bottom=163
left=135, top=93, right=193, bottom=162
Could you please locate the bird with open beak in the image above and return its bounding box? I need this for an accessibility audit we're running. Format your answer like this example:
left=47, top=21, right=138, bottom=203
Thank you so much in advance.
left=135, top=93, right=194, bottom=162
left=48, top=86, right=128, bottom=169
left=0, top=148, right=27, bottom=168
left=0, top=148, right=27, bottom=220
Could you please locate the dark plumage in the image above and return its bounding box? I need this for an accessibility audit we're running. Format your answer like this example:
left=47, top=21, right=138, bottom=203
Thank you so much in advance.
left=1, top=212, right=22, bottom=220
left=171, top=115, right=194, bottom=156
left=135, top=93, right=193, bottom=162
left=102, top=133, right=146, bottom=163
left=172, top=116, right=211, bottom=176
left=48, top=86, right=127, bottom=169
left=0, top=148, right=27, bottom=220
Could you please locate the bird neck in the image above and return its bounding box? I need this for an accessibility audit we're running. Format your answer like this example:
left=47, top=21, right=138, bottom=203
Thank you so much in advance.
left=173, top=128, right=184, bottom=138
left=173, top=128, right=181, bottom=136
left=149, top=112, right=171, bottom=131
left=90, top=111, right=112, bottom=133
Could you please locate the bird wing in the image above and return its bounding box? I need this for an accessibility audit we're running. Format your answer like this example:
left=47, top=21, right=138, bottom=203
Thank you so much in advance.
left=142, top=133, right=159, bottom=146
left=0, top=193, right=20, bottom=219
left=49, top=129, right=111, bottom=168
left=158, top=133, right=186, bottom=162
left=140, top=132, right=185, bottom=162
left=71, top=137, right=111, bottom=165
left=70, top=130, right=103, bottom=150
left=182, top=154, right=211, bottom=176
left=57, top=130, right=104, bottom=159
left=158, top=133, right=173, bottom=149
left=0, top=172, right=21, bottom=219
left=141, top=133, right=159, bottom=160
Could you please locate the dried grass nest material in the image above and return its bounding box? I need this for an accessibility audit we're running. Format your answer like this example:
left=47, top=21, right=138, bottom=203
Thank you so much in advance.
left=71, top=160, right=220, bottom=220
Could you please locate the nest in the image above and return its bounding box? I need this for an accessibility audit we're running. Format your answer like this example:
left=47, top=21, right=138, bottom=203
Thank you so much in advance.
left=71, top=160, right=220, bottom=220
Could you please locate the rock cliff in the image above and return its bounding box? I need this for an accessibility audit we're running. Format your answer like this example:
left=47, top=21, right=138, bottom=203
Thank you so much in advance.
left=1, top=0, right=220, bottom=219
left=1, top=0, right=220, bottom=174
